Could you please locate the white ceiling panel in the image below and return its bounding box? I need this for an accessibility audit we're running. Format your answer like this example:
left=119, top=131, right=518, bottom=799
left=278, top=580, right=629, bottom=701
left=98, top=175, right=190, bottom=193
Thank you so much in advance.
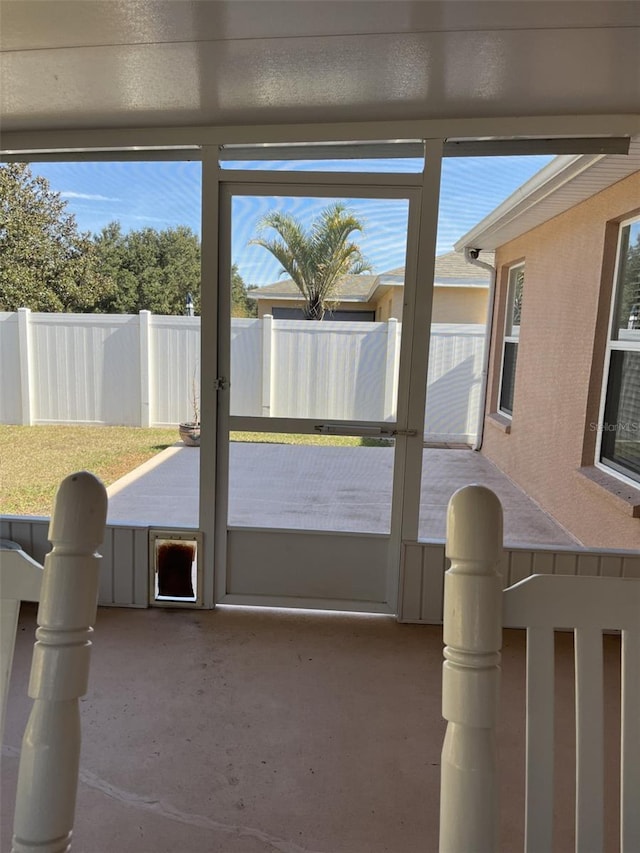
left=1, top=0, right=639, bottom=133
left=3, top=1, right=639, bottom=51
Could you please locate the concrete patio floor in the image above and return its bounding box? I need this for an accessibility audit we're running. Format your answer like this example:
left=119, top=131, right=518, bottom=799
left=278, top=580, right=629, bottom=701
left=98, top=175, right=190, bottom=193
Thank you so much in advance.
left=107, top=443, right=580, bottom=548
left=1, top=605, right=622, bottom=852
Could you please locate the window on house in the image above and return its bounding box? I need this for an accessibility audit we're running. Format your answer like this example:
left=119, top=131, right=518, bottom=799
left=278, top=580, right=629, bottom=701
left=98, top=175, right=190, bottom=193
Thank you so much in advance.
left=598, top=216, right=640, bottom=484
left=499, top=263, right=524, bottom=417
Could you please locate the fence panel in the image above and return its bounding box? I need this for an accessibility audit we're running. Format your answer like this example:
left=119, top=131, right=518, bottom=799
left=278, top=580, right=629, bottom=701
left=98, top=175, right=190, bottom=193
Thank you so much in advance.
left=0, top=312, right=486, bottom=441
left=30, top=313, right=140, bottom=425
left=271, top=319, right=389, bottom=421
left=230, top=319, right=263, bottom=417
left=0, top=314, right=21, bottom=424
left=150, top=315, right=200, bottom=426
left=425, top=324, right=485, bottom=443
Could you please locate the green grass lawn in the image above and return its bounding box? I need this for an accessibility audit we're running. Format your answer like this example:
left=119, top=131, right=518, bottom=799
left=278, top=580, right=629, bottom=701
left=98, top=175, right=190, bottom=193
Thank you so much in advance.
left=230, top=431, right=392, bottom=448
left=0, top=425, right=178, bottom=516
left=1, top=425, right=392, bottom=516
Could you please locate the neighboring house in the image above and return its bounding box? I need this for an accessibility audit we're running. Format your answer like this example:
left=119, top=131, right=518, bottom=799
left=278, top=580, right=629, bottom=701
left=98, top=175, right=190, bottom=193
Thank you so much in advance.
left=430, top=250, right=493, bottom=323
left=455, top=150, right=640, bottom=550
left=248, top=251, right=492, bottom=323
left=248, top=273, right=385, bottom=321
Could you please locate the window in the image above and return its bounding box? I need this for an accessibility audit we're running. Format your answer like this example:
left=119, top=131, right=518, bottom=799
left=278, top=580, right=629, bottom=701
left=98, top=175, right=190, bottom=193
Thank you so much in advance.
left=598, top=216, right=640, bottom=485
left=498, top=263, right=524, bottom=417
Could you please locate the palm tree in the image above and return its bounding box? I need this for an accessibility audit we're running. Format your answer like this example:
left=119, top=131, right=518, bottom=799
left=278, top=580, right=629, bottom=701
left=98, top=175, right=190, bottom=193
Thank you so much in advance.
left=249, top=202, right=370, bottom=320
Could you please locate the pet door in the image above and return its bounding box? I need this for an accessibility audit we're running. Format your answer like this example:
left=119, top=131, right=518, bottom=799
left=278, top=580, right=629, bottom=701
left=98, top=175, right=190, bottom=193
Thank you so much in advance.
left=149, top=530, right=203, bottom=607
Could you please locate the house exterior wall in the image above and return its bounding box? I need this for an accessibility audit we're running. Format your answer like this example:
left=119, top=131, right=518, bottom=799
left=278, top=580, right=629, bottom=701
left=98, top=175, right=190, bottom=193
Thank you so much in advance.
left=482, top=171, right=640, bottom=549
left=373, top=288, right=404, bottom=320
left=431, top=287, right=488, bottom=324
left=257, top=299, right=298, bottom=319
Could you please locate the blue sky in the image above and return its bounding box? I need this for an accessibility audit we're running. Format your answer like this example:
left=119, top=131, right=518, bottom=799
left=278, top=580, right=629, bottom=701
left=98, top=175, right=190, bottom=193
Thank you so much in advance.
left=30, top=155, right=553, bottom=285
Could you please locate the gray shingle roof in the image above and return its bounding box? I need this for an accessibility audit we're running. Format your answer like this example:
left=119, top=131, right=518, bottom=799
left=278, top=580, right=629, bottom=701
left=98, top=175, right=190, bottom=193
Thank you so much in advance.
left=249, top=251, right=493, bottom=300
left=249, top=274, right=379, bottom=302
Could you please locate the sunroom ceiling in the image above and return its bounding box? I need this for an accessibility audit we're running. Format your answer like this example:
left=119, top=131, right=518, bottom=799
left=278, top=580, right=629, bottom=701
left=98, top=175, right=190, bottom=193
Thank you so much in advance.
left=1, top=0, right=639, bottom=134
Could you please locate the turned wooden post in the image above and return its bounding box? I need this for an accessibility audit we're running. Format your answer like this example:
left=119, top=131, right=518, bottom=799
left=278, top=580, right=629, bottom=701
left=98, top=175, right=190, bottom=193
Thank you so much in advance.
left=439, top=485, right=504, bottom=853
left=12, top=472, right=108, bottom=853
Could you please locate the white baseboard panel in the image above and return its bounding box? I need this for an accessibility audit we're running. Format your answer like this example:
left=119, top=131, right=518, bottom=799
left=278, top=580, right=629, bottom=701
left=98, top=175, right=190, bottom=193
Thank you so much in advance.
left=398, top=540, right=640, bottom=623
left=1, top=516, right=149, bottom=608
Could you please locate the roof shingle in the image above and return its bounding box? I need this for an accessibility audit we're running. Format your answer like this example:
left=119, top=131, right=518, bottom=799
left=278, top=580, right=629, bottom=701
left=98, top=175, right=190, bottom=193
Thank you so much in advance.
left=249, top=251, right=493, bottom=300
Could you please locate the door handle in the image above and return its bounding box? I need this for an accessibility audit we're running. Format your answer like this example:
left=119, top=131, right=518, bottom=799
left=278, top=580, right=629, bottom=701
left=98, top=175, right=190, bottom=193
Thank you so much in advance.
left=313, top=424, right=417, bottom=438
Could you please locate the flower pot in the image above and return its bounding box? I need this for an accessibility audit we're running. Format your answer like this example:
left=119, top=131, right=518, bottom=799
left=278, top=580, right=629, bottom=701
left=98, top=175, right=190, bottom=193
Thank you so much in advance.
left=179, top=422, right=200, bottom=446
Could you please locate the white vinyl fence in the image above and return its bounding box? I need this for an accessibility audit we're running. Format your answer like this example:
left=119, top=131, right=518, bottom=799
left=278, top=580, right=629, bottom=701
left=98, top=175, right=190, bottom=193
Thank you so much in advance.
left=0, top=310, right=485, bottom=443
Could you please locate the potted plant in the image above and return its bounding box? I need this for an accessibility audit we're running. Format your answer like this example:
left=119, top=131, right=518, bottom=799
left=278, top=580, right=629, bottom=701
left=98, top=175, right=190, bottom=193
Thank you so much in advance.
left=179, top=374, right=200, bottom=446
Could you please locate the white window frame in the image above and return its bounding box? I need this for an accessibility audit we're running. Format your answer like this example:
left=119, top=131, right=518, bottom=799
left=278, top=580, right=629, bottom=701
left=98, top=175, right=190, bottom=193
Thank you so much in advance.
left=498, top=262, right=525, bottom=418
left=595, top=214, right=640, bottom=488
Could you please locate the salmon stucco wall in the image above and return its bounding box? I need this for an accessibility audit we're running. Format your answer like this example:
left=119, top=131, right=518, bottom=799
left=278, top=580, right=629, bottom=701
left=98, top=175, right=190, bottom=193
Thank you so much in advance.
left=482, top=171, right=640, bottom=549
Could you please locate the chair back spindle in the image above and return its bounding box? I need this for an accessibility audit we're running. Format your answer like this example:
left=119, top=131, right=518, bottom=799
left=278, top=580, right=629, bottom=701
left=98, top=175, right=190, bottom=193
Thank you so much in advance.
left=11, top=472, right=107, bottom=853
left=503, top=573, right=640, bottom=853
left=439, top=484, right=504, bottom=853
left=440, top=482, right=640, bottom=853
left=0, top=543, right=43, bottom=744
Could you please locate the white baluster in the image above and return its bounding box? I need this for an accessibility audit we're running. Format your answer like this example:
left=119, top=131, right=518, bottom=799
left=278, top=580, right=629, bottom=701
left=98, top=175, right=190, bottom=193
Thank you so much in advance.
left=439, top=484, right=504, bottom=853
left=12, top=472, right=108, bottom=853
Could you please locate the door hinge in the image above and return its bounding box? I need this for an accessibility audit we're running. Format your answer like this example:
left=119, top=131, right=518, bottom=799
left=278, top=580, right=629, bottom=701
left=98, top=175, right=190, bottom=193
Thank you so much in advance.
left=214, top=377, right=230, bottom=391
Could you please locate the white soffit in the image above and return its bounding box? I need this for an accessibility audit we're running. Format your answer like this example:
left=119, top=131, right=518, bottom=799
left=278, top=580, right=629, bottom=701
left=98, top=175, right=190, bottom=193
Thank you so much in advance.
left=454, top=137, right=640, bottom=252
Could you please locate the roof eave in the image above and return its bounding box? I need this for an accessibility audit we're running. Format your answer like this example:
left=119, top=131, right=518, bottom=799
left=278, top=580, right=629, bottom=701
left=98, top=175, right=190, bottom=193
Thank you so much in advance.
left=453, top=153, right=605, bottom=252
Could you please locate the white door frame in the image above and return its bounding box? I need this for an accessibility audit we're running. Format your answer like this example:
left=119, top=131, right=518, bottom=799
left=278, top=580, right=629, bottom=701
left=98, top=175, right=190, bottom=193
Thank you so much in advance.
left=210, top=156, right=442, bottom=611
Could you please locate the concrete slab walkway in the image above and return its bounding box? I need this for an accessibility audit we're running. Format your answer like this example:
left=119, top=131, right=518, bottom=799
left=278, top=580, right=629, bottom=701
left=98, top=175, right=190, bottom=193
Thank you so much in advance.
left=107, top=443, right=579, bottom=547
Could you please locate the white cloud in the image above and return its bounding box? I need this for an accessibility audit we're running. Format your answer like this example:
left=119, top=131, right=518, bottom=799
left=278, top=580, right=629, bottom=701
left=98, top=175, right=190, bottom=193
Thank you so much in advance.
left=128, top=214, right=172, bottom=224
left=60, top=191, right=121, bottom=202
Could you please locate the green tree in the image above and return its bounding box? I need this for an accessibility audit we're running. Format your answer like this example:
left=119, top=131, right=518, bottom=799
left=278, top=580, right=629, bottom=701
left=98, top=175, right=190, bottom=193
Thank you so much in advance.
left=249, top=202, right=370, bottom=320
left=90, top=222, right=138, bottom=312
left=93, top=222, right=201, bottom=314
left=231, top=263, right=257, bottom=317
left=0, top=163, right=113, bottom=312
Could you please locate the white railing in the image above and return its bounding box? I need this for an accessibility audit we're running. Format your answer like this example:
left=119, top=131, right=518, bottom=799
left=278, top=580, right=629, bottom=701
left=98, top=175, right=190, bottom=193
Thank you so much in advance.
left=0, top=310, right=485, bottom=443
left=440, top=485, right=640, bottom=853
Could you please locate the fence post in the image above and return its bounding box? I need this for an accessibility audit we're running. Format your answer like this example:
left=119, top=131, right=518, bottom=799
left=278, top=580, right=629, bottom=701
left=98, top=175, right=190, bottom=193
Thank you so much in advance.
left=383, top=317, right=400, bottom=420
left=440, top=484, right=504, bottom=853
left=262, top=314, right=273, bottom=417
left=11, top=472, right=108, bottom=853
left=139, top=310, right=152, bottom=427
left=17, top=308, right=33, bottom=425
